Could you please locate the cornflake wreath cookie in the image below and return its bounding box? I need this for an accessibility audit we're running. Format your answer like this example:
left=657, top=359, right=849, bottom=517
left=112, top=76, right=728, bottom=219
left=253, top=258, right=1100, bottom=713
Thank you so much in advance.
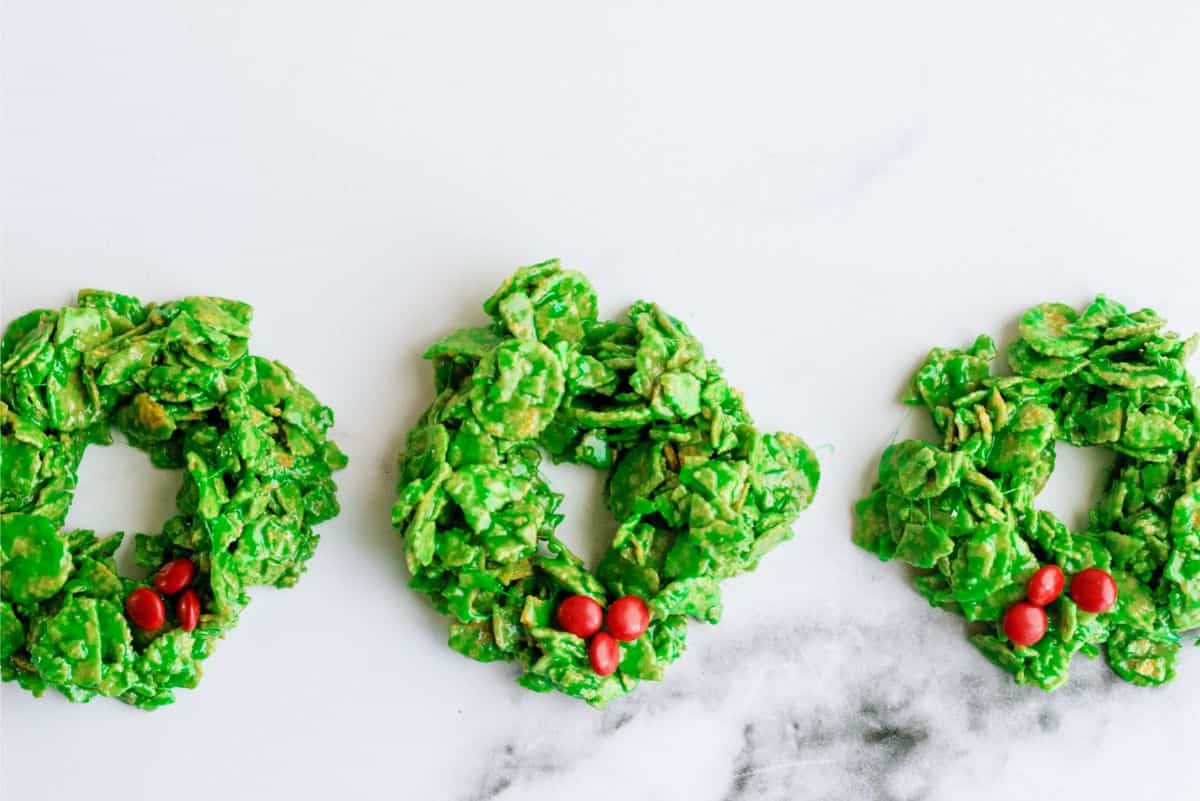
left=855, top=295, right=1199, bottom=690
left=1, top=291, right=347, bottom=709
left=392, top=261, right=819, bottom=706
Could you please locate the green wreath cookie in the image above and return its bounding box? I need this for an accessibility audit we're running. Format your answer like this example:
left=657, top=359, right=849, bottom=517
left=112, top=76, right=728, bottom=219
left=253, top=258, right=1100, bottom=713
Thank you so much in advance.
left=1, top=291, right=347, bottom=709
left=392, top=261, right=819, bottom=706
left=855, top=295, right=1199, bottom=690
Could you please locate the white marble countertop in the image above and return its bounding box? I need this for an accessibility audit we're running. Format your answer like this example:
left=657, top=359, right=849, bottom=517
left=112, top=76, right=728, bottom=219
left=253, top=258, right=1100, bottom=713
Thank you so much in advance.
left=3, top=3, right=1199, bottom=800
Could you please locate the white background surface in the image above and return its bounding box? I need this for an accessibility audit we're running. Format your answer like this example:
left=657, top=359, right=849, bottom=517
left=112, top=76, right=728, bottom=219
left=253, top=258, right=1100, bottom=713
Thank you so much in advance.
left=3, top=3, right=1200, bottom=800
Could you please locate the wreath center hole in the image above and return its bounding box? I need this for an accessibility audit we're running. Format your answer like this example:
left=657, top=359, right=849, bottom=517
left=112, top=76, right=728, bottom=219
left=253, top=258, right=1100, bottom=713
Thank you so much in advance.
left=540, top=458, right=613, bottom=575
left=1036, top=442, right=1116, bottom=533
left=63, top=431, right=184, bottom=580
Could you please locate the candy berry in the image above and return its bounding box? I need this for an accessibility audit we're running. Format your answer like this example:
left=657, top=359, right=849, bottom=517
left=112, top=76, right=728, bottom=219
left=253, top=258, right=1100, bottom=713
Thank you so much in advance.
left=153, top=557, right=195, bottom=595
left=176, top=589, right=201, bottom=633
left=1026, top=565, right=1065, bottom=607
left=1070, top=568, right=1117, bottom=614
left=605, top=596, right=649, bottom=642
left=125, top=587, right=166, bottom=632
left=1002, top=602, right=1048, bottom=646
left=588, top=631, right=620, bottom=676
left=557, top=594, right=604, bottom=638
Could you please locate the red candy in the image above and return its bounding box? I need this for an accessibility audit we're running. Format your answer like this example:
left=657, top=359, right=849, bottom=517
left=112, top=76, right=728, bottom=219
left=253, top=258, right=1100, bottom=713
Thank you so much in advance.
left=153, top=558, right=195, bottom=595
left=1026, top=565, right=1065, bottom=607
left=1070, top=568, right=1117, bottom=614
left=1002, top=602, right=1048, bottom=646
left=176, top=589, right=201, bottom=633
left=588, top=631, right=620, bottom=676
left=557, top=594, right=604, bottom=638
left=125, top=587, right=166, bottom=632
left=605, top=596, right=649, bottom=642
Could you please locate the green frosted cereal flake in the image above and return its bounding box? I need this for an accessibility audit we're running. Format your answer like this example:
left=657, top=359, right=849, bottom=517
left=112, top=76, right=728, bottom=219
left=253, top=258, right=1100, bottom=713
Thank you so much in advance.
left=1, top=291, right=346, bottom=709
left=856, top=294, right=1199, bottom=690
left=1019, top=302, right=1097, bottom=359
left=470, top=339, right=565, bottom=440
left=394, top=260, right=819, bottom=706
left=1, top=515, right=73, bottom=603
left=1, top=601, right=26, bottom=660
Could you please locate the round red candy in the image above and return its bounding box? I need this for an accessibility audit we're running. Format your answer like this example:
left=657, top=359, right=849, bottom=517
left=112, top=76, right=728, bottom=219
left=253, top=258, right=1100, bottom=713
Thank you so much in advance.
left=1026, top=565, right=1065, bottom=607
left=588, top=631, right=620, bottom=676
left=1070, top=568, right=1117, bottom=614
left=125, top=587, right=166, bottom=632
left=557, top=595, right=604, bottom=638
left=605, top=596, right=649, bottom=642
left=176, top=588, right=201, bottom=633
left=153, top=557, right=195, bottom=595
left=1002, top=602, right=1048, bottom=647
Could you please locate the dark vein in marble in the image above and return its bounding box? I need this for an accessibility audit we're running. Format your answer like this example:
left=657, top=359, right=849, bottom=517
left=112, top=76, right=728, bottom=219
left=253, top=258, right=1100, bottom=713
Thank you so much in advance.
left=457, top=612, right=1125, bottom=801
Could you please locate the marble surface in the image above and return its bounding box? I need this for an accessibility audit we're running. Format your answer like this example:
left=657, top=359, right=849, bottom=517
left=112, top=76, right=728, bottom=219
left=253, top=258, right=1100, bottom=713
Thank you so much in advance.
left=3, top=3, right=1200, bottom=800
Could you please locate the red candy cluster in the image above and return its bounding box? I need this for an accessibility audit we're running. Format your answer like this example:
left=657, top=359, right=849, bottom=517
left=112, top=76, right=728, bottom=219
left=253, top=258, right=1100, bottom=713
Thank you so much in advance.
left=124, top=557, right=201, bottom=634
left=556, top=594, right=649, bottom=676
left=1002, top=564, right=1117, bottom=647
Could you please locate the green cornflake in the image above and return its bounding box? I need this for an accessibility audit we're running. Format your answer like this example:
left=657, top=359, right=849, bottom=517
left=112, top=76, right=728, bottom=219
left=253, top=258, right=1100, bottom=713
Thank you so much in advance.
left=856, top=295, right=1199, bottom=690
left=1, top=291, right=346, bottom=709
left=1, top=515, right=72, bottom=603
left=470, top=339, right=565, bottom=440
left=394, top=260, right=820, bottom=706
